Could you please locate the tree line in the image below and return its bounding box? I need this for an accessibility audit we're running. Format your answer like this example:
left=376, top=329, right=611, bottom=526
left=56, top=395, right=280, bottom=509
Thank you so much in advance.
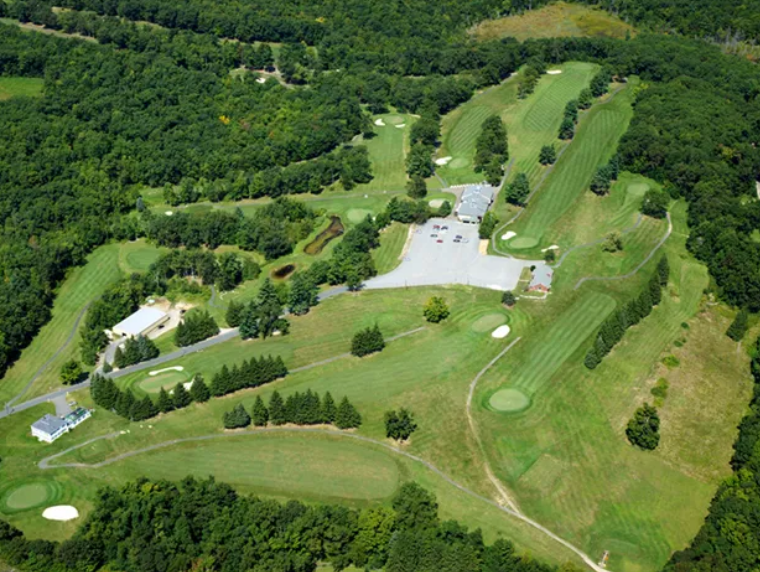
left=585, top=256, right=670, bottom=369
left=474, top=115, right=509, bottom=186
left=223, top=390, right=361, bottom=430
left=0, top=477, right=577, bottom=572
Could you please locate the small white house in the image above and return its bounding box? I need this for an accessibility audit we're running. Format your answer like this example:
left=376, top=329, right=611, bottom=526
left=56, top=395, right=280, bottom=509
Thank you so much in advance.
left=110, top=307, right=169, bottom=339
left=31, top=407, right=92, bottom=444
left=31, top=415, right=69, bottom=444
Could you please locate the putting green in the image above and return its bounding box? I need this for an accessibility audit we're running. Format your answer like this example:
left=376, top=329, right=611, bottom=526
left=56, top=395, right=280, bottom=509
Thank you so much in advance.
left=139, top=370, right=191, bottom=393
left=627, top=183, right=650, bottom=197
left=471, top=313, right=507, bottom=333
left=509, top=237, right=539, bottom=250
left=448, top=157, right=469, bottom=169
left=385, top=115, right=405, bottom=125
left=1, top=481, right=63, bottom=513
left=489, top=388, right=531, bottom=413
left=347, top=208, right=373, bottom=224
left=125, top=248, right=163, bottom=272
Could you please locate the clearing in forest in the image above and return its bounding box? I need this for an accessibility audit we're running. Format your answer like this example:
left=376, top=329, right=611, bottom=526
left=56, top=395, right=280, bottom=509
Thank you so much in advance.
left=470, top=2, right=635, bottom=42
left=0, top=77, right=44, bottom=100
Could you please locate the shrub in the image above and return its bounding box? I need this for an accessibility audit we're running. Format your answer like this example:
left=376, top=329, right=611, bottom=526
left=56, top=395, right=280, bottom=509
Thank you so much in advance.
left=502, top=291, right=516, bottom=307
left=351, top=325, right=385, bottom=357
left=626, top=403, right=660, bottom=450
left=60, top=359, right=83, bottom=385
left=726, top=308, right=749, bottom=342
left=423, top=297, right=450, bottom=323
left=223, top=404, right=251, bottom=429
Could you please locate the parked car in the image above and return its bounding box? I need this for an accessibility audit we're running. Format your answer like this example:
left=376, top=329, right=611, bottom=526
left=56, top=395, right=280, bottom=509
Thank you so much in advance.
left=433, top=224, right=441, bottom=230
left=455, top=234, right=463, bottom=239
left=441, top=225, right=449, bottom=230
left=453, top=239, right=462, bottom=243
left=430, top=233, right=438, bottom=238
left=436, top=239, right=443, bottom=244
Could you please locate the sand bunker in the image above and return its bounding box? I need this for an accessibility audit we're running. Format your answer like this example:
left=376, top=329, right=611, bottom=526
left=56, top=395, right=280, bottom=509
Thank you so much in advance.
left=429, top=199, right=445, bottom=208
left=42, top=506, right=79, bottom=521
left=541, top=245, right=559, bottom=252
left=256, top=77, right=267, bottom=84
left=547, top=69, right=563, bottom=75
left=435, top=156, right=452, bottom=166
left=374, top=118, right=385, bottom=126
left=501, top=231, right=516, bottom=240
left=149, top=366, right=185, bottom=376
left=491, top=325, right=511, bottom=339
left=395, top=124, right=405, bottom=129
left=164, top=211, right=173, bottom=216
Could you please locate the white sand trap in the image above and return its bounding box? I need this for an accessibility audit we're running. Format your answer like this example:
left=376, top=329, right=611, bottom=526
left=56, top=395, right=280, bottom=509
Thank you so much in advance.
left=541, top=245, right=559, bottom=252
left=164, top=211, right=173, bottom=216
left=491, top=325, right=511, bottom=339
left=547, top=69, right=563, bottom=75
left=434, top=156, right=452, bottom=166
left=395, top=124, right=406, bottom=128
left=501, top=231, right=516, bottom=240
left=256, top=77, right=267, bottom=84
left=429, top=199, right=445, bottom=208
left=149, top=366, right=185, bottom=376
left=43, top=506, right=79, bottom=521
left=183, top=381, right=193, bottom=390
left=374, top=118, right=385, bottom=126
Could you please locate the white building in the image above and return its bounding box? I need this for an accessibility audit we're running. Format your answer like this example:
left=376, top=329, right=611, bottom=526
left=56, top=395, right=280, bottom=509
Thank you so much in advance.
left=110, top=307, right=169, bottom=339
left=31, top=408, right=92, bottom=444
left=456, top=184, right=496, bottom=223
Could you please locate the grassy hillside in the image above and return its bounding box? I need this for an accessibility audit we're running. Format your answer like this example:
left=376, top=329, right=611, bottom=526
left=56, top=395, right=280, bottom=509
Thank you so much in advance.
left=470, top=2, right=635, bottom=42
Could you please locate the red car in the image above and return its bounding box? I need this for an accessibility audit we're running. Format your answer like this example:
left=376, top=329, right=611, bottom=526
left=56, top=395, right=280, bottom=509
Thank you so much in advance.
left=436, top=239, right=443, bottom=243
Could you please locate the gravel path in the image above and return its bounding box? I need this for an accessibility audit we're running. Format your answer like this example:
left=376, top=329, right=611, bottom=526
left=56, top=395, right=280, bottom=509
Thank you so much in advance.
left=573, top=211, right=672, bottom=290
left=465, top=337, right=522, bottom=512
left=38, top=426, right=608, bottom=571
left=7, top=302, right=92, bottom=408
left=0, top=286, right=349, bottom=420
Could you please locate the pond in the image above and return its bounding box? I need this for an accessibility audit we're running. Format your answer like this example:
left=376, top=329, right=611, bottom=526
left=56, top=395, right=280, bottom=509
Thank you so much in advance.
left=272, top=264, right=296, bottom=279
left=304, top=216, right=345, bottom=255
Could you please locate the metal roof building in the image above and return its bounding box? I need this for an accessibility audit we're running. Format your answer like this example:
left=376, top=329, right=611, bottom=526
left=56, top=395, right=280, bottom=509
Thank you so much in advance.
left=528, top=265, right=553, bottom=292
left=31, top=414, right=69, bottom=444
left=111, top=307, right=169, bottom=339
left=456, top=184, right=495, bottom=223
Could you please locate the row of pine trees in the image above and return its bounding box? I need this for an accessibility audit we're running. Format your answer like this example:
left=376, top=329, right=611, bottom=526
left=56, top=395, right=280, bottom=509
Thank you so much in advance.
left=90, top=354, right=288, bottom=421
left=223, top=390, right=361, bottom=430
left=585, top=256, right=670, bottom=369
left=113, top=335, right=159, bottom=369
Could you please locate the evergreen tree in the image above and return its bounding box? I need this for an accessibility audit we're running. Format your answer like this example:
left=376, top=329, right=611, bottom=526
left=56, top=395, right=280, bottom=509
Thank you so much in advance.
left=116, top=390, right=136, bottom=419
left=223, top=404, right=251, bottom=429
left=406, top=174, right=428, bottom=199
left=649, top=273, right=662, bottom=306
left=590, top=167, right=612, bottom=195
left=288, top=273, right=319, bottom=316
left=157, top=387, right=174, bottom=414
left=584, top=348, right=601, bottom=370
left=172, top=382, right=192, bottom=409
left=322, top=391, right=337, bottom=424
left=225, top=300, right=245, bottom=328
left=238, top=302, right=261, bottom=339
left=252, top=396, right=269, bottom=426
left=564, top=99, right=579, bottom=123
left=351, top=325, right=386, bottom=357
left=336, top=396, right=362, bottom=429
left=727, top=309, right=750, bottom=341
left=60, top=359, right=83, bottom=385
left=131, top=396, right=157, bottom=421
left=578, top=88, right=593, bottom=109
left=189, top=374, right=210, bottom=403
left=102, top=360, right=113, bottom=374
left=657, top=255, right=670, bottom=287
left=136, top=335, right=159, bottom=361
left=113, top=346, right=125, bottom=369
left=501, top=291, right=517, bottom=307
left=269, top=391, right=286, bottom=425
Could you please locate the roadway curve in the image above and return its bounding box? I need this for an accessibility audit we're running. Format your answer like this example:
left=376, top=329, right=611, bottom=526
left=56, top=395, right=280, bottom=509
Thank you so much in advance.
left=38, top=427, right=608, bottom=572
left=0, top=286, right=348, bottom=420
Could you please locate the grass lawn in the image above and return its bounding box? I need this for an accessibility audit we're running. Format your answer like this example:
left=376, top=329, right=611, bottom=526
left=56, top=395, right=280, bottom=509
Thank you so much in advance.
left=437, top=62, right=598, bottom=187
left=354, top=113, right=416, bottom=192
left=470, top=2, right=635, bottom=42
left=117, top=239, right=169, bottom=274
left=0, top=245, right=123, bottom=404
left=0, top=77, right=44, bottom=100
left=494, top=79, right=637, bottom=255
left=374, top=222, right=409, bottom=274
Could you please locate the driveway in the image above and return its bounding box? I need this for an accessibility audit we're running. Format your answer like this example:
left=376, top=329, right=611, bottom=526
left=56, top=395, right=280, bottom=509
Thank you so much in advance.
left=365, top=219, right=542, bottom=292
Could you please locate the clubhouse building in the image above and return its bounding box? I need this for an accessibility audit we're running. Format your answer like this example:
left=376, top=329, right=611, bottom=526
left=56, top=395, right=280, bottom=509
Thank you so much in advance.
left=31, top=407, right=92, bottom=444
left=110, top=307, right=169, bottom=339
left=456, top=184, right=496, bottom=224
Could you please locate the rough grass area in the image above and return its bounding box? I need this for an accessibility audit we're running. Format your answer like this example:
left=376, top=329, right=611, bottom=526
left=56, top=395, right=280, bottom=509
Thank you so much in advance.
left=0, top=77, right=44, bottom=100
left=470, top=2, right=635, bottom=42
left=374, top=222, right=409, bottom=275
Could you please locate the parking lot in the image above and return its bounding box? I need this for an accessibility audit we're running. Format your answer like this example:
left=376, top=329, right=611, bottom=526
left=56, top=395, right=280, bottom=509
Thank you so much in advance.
left=365, top=219, right=541, bottom=292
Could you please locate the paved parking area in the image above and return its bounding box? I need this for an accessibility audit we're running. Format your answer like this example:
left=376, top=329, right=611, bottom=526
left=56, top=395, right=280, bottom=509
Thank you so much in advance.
left=365, top=219, right=542, bottom=292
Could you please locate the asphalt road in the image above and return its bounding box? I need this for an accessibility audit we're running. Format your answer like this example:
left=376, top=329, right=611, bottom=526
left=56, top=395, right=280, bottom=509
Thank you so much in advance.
left=0, top=286, right=348, bottom=421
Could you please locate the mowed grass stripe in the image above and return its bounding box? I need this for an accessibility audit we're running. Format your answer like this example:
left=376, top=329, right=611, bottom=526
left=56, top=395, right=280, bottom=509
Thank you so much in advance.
left=0, top=244, right=123, bottom=402
left=507, top=293, right=615, bottom=393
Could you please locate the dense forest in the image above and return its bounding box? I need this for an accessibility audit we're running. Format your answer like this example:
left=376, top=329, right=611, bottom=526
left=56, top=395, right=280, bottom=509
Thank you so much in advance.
left=0, top=477, right=574, bottom=572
